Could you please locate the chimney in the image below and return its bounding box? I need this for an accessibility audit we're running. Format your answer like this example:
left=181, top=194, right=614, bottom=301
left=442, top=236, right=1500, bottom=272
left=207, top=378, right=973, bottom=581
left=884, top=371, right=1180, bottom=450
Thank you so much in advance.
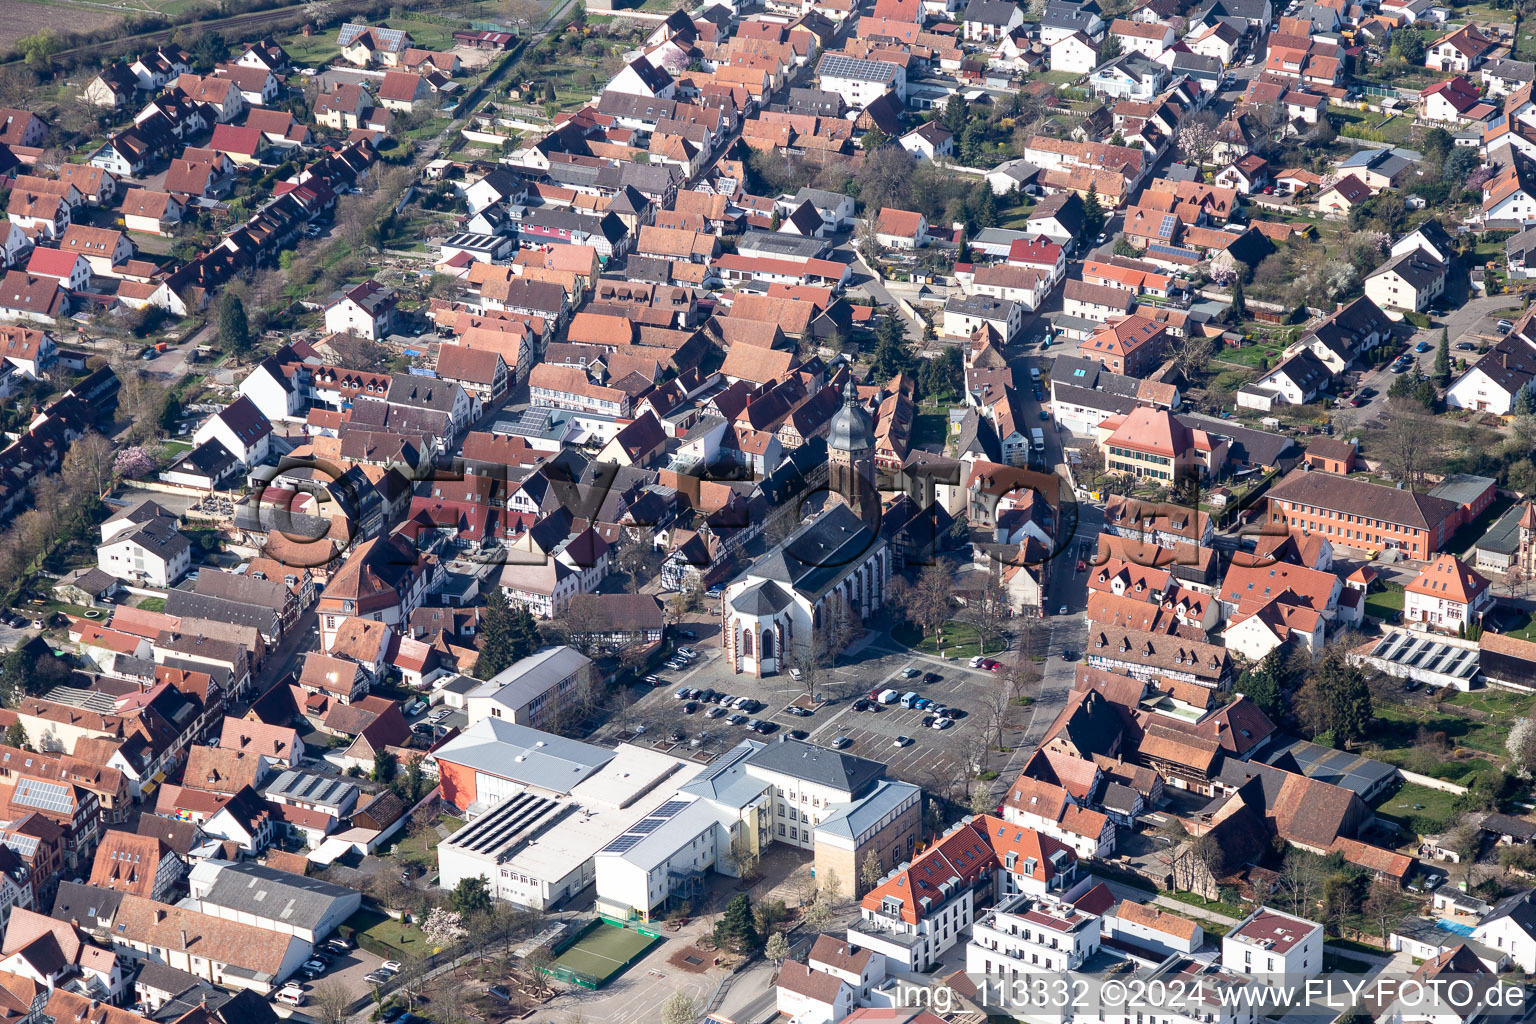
left=154, top=908, right=165, bottom=922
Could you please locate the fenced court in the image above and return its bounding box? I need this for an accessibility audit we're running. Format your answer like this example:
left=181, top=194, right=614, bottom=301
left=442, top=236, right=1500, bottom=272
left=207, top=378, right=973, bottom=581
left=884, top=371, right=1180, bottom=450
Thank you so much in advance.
left=544, top=918, right=661, bottom=989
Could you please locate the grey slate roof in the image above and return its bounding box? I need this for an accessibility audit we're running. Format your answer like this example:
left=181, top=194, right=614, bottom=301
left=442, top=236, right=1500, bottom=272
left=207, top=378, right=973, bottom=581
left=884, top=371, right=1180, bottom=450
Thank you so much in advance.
left=739, top=503, right=885, bottom=602
left=744, top=737, right=884, bottom=796
left=730, top=579, right=793, bottom=615
left=815, top=779, right=920, bottom=839
left=192, top=859, right=358, bottom=930
left=430, top=718, right=614, bottom=796
left=1428, top=473, right=1497, bottom=508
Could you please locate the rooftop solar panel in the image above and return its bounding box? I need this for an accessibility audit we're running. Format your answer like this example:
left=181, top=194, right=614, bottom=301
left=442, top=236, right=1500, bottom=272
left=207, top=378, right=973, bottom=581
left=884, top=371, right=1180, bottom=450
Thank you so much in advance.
left=601, top=834, right=643, bottom=854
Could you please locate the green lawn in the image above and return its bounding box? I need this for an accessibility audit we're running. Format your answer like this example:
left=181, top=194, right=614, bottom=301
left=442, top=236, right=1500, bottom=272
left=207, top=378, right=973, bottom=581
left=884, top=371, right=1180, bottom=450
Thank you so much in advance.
left=1164, top=890, right=1246, bottom=918
left=136, top=597, right=166, bottom=613
left=1371, top=781, right=1462, bottom=835
left=1370, top=701, right=1512, bottom=762
left=1446, top=688, right=1535, bottom=716
left=893, top=620, right=1005, bottom=660
left=342, top=908, right=429, bottom=958
left=1364, top=588, right=1404, bottom=622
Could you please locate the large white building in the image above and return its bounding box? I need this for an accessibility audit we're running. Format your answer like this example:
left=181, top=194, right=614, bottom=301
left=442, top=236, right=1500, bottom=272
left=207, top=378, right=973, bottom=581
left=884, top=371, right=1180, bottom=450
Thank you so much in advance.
left=816, top=54, right=906, bottom=107
left=966, top=892, right=1102, bottom=977
left=1222, top=907, right=1324, bottom=978
left=185, top=860, right=360, bottom=944
left=436, top=744, right=704, bottom=911
left=464, top=646, right=597, bottom=732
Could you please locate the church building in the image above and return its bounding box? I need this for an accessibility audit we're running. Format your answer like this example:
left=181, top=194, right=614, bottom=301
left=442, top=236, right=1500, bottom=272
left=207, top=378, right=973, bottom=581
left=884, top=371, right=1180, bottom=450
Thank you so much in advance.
left=721, top=383, right=891, bottom=676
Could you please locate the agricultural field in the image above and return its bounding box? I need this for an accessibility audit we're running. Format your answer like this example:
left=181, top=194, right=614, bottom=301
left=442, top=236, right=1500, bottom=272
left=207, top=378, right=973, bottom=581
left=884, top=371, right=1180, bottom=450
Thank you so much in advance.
left=0, top=0, right=120, bottom=51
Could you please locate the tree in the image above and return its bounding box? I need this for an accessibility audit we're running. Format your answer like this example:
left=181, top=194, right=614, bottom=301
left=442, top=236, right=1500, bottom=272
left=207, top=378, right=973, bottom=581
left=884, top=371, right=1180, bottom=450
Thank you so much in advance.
left=450, top=875, right=494, bottom=918
left=662, top=992, right=697, bottom=1024
left=218, top=293, right=253, bottom=363
left=1434, top=327, right=1451, bottom=387
left=1228, top=275, right=1246, bottom=323
left=861, top=126, right=888, bottom=150
left=1296, top=645, right=1373, bottom=749
left=2, top=721, right=27, bottom=750
left=1362, top=881, right=1403, bottom=947
left=1391, top=30, right=1424, bottom=63
left=522, top=944, right=555, bottom=996
left=113, top=446, right=155, bottom=480
left=871, top=310, right=913, bottom=379
left=1175, top=116, right=1220, bottom=175
left=1098, top=32, right=1122, bottom=61
left=422, top=907, right=468, bottom=951
left=1235, top=648, right=1289, bottom=720
left=474, top=590, right=517, bottom=679
left=400, top=754, right=426, bottom=803
left=311, top=983, right=353, bottom=1024
left=764, top=930, right=790, bottom=966
left=820, top=869, right=844, bottom=905
left=1508, top=717, right=1536, bottom=777
left=1375, top=402, right=1443, bottom=487
left=371, top=748, right=398, bottom=783
left=769, top=208, right=782, bottom=231
left=0, top=646, right=34, bottom=707
left=860, top=850, right=884, bottom=894
left=712, top=893, right=761, bottom=953
left=19, top=29, right=60, bottom=71
left=1081, top=183, right=1105, bottom=240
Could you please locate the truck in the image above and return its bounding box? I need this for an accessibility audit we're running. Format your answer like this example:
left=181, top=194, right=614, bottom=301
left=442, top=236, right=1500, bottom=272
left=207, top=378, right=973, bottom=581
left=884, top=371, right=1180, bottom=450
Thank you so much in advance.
left=1031, top=428, right=1046, bottom=452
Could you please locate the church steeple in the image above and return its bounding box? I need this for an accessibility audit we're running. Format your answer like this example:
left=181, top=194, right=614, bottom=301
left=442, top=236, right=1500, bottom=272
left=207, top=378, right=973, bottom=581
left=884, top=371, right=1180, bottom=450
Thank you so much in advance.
left=827, top=376, right=876, bottom=522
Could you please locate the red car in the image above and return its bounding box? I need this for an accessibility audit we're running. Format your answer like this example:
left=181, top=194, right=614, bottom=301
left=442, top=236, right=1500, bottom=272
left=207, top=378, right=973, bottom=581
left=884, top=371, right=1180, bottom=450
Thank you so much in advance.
left=980, top=658, right=999, bottom=670
left=1075, top=560, right=1087, bottom=572
left=989, top=661, right=1005, bottom=672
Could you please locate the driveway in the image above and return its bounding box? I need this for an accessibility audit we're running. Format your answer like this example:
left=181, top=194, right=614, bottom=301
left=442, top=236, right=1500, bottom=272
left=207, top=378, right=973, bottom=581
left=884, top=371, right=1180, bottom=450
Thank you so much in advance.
left=284, top=946, right=388, bottom=1003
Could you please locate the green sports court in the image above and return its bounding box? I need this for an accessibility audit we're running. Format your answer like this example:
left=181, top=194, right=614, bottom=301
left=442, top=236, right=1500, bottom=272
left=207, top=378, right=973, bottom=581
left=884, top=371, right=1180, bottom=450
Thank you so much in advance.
left=545, top=919, right=660, bottom=988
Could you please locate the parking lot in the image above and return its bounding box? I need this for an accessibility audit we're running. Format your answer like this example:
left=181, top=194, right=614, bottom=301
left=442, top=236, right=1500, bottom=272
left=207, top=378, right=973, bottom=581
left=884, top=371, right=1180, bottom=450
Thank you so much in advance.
left=281, top=944, right=389, bottom=1005
left=598, top=627, right=1012, bottom=801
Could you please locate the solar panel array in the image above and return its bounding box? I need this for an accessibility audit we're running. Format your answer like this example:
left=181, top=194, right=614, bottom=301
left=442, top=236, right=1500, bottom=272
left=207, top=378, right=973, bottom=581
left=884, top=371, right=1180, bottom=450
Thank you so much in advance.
left=599, top=798, right=696, bottom=855
left=818, top=54, right=895, bottom=83
left=1, top=833, right=37, bottom=858
left=449, top=791, right=564, bottom=858
left=13, top=778, right=72, bottom=815
left=1159, top=214, right=1177, bottom=238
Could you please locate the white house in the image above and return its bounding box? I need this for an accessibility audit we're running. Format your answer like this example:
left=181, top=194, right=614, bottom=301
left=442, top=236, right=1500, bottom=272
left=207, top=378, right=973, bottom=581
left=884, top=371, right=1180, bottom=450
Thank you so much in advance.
left=607, top=57, right=676, bottom=100
left=1364, top=248, right=1446, bottom=315
left=963, top=0, right=1025, bottom=41
left=1235, top=349, right=1331, bottom=411
left=464, top=645, right=597, bottom=732
left=1222, top=907, right=1323, bottom=978
left=1103, top=899, right=1204, bottom=956
left=1447, top=333, right=1536, bottom=413
left=1109, top=18, right=1175, bottom=59
left=817, top=53, right=906, bottom=106
left=97, top=500, right=191, bottom=587
left=899, top=122, right=954, bottom=161
left=192, top=395, right=272, bottom=468
left=324, top=279, right=398, bottom=340
left=237, top=357, right=303, bottom=422
left=1051, top=32, right=1101, bottom=75
left=776, top=962, right=854, bottom=1024
left=1472, top=890, right=1536, bottom=972
left=186, top=860, right=361, bottom=944
left=1187, top=20, right=1241, bottom=65
left=1403, top=555, right=1493, bottom=631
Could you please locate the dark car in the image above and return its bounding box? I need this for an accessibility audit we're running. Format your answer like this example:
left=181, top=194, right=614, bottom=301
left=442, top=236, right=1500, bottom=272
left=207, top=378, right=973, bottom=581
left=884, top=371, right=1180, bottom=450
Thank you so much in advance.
left=670, top=728, right=686, bottom=742
left=852, top=699, right=870, bottom=711
left=683, top=701, right=699, bottom=714
left=789, top=729, right=809, bottom=740
left=940, top=707, right=963, bottom=719
left=923, top=672, right=942, bottom=684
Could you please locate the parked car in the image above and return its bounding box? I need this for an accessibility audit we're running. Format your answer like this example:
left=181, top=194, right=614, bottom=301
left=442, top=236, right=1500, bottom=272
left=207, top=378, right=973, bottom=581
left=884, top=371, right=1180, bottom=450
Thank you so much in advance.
left=645, top=675, right=661, bottom=685
left=932, top=717, right=954, bottom=730
left=923, top=672, right=942, bottom=684
left=381, top=961, right=402, bottom=973
left=706, top=706, right=727, bottom=719
left=678, top=629, right=697, bottom=640
left=902, top=666, right=921, bottom=678
left=674, top=687, right=691, bottom=699
left=726, top=713, right=747, bottom=726
left=968, top=656, right=985, bottom=668
left=404, top=699, right=427, bottom=717
left=789, top=729, right=809, bottom=740
left=832, top=736, right=852, bottom=749
left=1455, top=342, right=1476, bottom=351
left=892, top=735, right=913, bottom=747
left=1498, top=318, right=1515, bottom=333
left=683, top=702, right=698, bottom=714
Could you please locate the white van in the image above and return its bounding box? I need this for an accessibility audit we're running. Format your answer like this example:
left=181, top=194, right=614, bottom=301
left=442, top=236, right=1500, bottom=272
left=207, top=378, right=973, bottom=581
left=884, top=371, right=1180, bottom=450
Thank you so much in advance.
left=276, top=985, right=306, bottom=1006
left=877, top=688, right=900, bottom=704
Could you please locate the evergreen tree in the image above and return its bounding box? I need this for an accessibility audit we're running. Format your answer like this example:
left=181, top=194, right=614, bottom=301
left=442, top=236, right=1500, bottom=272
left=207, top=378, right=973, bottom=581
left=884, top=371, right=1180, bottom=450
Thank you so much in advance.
left=1229, top=275, right=1246, bottom=323
left=1298, top=646, right=1373, bottom=749
left=1434, top=327, right=1451, bottom=387
left=969, top=181, right=998, bottom=229
left=1515, top=386, right=1536, bottom=417
left=1235, top=648, right=1288, bottom=719
left=218, top=293, right=252, bottom=363
left=474, top=590, right=517, bottom=679
left=2, top=721, right=27, bottom=750
left=508, top=604, right=542, bottom=663
left=961, top=120, right=985, bottom=165
left=371, top=748, right=398, bottom=783
left=769, top=208, right=782, bottom=231
left=713, top=893, right=761, bottom=952
left=1081, top=183, right=1105, bottom=240
left=871, top=311, right=913, bottom=380
left=0, top=647, right=34, bottom=707
left=449, top=876, right=494, bottom=917
left=861, top=126, right=888, bottom=150
left=957, top=233, right=972, bottom=264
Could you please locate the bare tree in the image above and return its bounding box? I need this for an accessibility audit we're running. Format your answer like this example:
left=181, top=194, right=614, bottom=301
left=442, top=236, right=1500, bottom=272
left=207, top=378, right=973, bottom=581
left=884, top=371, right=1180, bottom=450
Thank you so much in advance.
left=1361, top=881, right=1404, bottom=949
left=1504, top=565, right=1531, bottom=602
left=1277, top=854, right=1323, bottom=917
left=311, top=983, right=354, bottom=1024
left=1375, top=403, right=1444, bottom=489
left=963, top=556, right=1010, bottom=656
